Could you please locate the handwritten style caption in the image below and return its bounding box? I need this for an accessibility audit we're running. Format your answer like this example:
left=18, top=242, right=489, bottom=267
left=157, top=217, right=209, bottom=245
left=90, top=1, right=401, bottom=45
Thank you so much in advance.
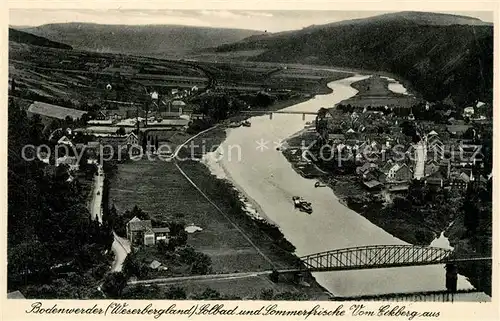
left=25, top=302, right=440, bottom=320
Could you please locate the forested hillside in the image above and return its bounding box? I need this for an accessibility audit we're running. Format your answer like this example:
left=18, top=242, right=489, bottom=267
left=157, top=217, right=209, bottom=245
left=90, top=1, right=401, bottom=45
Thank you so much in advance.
left=9, top=28, right=73, bottom=49
left=216, top=12, right=493, bottom=106
left=8, top=98, right=112, bottom=298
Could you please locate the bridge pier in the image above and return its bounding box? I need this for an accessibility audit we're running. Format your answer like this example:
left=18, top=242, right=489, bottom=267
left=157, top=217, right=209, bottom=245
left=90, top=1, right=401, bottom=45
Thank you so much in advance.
left=293, top=271, right=304, bottom=284
left=302, top=113, right=306, bottom=121
left=269, top=113, right=273, bottom=120
left=445, top=263, right=458, bottom=293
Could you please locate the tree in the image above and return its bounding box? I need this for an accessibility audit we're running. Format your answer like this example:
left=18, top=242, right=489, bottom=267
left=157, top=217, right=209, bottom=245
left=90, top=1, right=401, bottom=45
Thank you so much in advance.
left=273, top=291, right=307, bottom=301
left=253, top=92, right=275, bottom=108
left=259, top=289, right=274, bottom=300
left=191, top=288, right=221, bottom=300
left=163, top=286, right=187, bottom=299
left=168, top=222, right=188, bottom=250
left=7, top=97, right=113, bottom=297
left=29, top=114, right=45, bottom=145
left=101, top=272, right=128, bottom=298
left=270, top=270, right=279, bottom=283
left=123, top=251, right=148, bottom=279
left=55, top=164, right=71, bottom=181
left=64, top=116, right=74, bottom=126
left=122, top=284, right=161, bottom=299
left=116, top=127, right=126, bottom=136
left=191, top=253, right=212, bottom=275
left=156, top=239, right=169, bottom=253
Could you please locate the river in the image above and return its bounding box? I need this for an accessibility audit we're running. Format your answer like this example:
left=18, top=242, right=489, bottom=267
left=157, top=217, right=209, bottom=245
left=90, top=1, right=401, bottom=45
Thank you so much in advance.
left=381, top=76, right=412, bottom=96
left=203, top=75, right=487, bottom=299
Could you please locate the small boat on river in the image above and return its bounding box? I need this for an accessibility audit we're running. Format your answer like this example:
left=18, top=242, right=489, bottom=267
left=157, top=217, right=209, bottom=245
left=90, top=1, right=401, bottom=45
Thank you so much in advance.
left=292, top=196, right=313, bottom=214
left=242, top=120, right=251, bottom=127
left=228, top=121, right=242, bottom=128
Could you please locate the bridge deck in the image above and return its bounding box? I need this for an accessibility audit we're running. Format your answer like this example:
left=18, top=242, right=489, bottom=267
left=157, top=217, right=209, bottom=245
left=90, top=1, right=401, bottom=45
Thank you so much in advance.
left=295, top=245, right=491, bottom=273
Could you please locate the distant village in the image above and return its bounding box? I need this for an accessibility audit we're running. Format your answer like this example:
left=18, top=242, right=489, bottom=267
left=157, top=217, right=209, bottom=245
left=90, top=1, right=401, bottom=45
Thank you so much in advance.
left=24, top=85, right=207, bottom=172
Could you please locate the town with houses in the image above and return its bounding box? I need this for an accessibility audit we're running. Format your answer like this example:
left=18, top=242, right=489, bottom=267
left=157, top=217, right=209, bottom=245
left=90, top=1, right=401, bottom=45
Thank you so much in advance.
left=7, top=10, right=493, bottom=303
left=309, top=98, right=491, bottom=196
left=26, top=86, right=202, bottom=170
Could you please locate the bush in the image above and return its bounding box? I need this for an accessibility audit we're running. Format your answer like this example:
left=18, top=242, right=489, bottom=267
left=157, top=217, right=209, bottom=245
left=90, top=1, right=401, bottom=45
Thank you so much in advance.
left=156, top=239, right=169, bottom=253
left=191, top=288, right=222, bottom=300
left=122, top=252, right=149, bottom=279
left=101, top=272, right=128, bottom=298
left=259, top=289, right=274, bottom=300
left=177, top=246, right=212, bottom=275
left=163, top=286, right=187, bottom=299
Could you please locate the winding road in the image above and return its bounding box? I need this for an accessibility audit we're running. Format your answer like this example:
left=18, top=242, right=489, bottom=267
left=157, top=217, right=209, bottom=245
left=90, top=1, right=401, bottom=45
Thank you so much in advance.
left=88, top=165, right=131, bottom=272
left=90, top=165, right=104, bottom=223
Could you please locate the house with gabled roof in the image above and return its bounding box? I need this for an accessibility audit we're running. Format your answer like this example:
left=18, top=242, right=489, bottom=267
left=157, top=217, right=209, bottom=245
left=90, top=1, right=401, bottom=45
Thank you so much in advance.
left=126, top=217, right=170, bottom=246
left=57, top=135, right=74, bottom=147
left=425, top=159, right=441, bottom=177
left=356, top=162, right=378, bottom=176
left=126, top=132, right=139, bottom=146
left=126, top=216, right=154, bottom=246
left=425, top=169, right=445, bottom=188
left=385, top=163, right=412, bottom=183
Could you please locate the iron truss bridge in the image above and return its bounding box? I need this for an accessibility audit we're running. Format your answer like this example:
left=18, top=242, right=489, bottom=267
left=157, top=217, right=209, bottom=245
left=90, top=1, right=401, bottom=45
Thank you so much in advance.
left=289, top=245, right=492, bottom=272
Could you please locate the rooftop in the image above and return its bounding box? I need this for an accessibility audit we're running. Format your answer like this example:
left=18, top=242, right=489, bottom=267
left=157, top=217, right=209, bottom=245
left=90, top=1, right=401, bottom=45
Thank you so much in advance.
left=149, top=260, right=162, bottom=269
left=364, top=180, right=383, bottom=189
left=127, top=218, right=153, bottom=232
left=7, top=290, right=26, bottom=299
left=87, top=120, right=115, bottom=125
left=152, top=227, right=170, bottom=233
left=148, top=119, right=189, bottom=127
left=447, top=124, right=472, bottom=134
left=172, top=100, right=186, bottom=106
left=28, top=101, right=87, bottom=120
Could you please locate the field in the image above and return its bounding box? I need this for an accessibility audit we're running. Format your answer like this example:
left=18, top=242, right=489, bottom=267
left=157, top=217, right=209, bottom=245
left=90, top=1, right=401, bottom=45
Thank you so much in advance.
left=108, top=125, right=331, bottom=298
left=109, top=127, right=302, bottom=275
left=109, top=155, right=302, bottom=274
left=195, top=60, right=353, bottom=95
left=152, top=274, right=330, bottom=300
left=8, top=42, right=209, bottom=109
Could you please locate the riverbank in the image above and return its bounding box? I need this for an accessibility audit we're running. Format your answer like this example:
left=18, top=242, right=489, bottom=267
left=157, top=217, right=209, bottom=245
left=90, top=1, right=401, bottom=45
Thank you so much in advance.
left=225, top=73, right=353, bottom=123
left=177, top=117, right=333, bottom=299
left=281, top=76, right=492, bottom=297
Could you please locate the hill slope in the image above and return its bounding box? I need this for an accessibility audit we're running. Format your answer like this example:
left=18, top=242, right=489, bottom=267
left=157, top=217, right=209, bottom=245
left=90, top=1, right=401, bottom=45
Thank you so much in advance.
left=21, top=23, right=261, bottom=57
left=9, top=28, right=73, bottom=50
left=216, top=11, right=493, bottom=105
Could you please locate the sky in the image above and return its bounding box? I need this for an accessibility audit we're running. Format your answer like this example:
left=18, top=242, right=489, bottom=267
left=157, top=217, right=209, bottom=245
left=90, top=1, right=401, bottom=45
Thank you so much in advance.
left=9, top=10, right=494, bottom=32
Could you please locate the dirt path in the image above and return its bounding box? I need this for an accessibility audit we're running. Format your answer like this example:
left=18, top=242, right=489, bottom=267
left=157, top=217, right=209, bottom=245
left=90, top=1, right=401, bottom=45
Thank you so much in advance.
left=111, top=232, right=131, bottom=272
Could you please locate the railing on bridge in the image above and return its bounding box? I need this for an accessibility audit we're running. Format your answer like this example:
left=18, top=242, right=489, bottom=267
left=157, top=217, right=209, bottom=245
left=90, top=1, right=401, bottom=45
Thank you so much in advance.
left=299, top=245, right=491, bottom=272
